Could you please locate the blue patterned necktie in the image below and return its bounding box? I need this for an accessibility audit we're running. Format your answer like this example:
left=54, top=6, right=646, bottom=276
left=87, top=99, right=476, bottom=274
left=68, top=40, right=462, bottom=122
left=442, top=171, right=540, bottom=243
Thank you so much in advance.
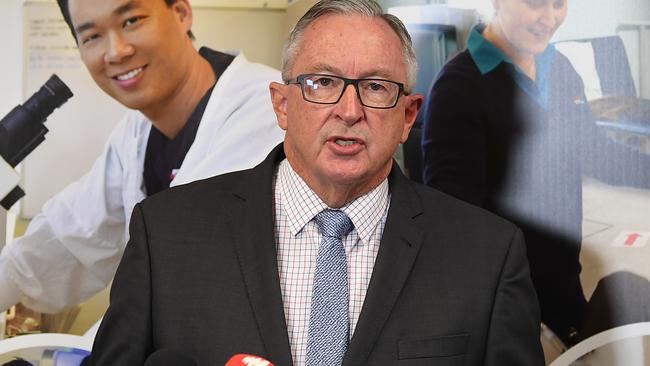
left=305, top=209, right=354, bottom=366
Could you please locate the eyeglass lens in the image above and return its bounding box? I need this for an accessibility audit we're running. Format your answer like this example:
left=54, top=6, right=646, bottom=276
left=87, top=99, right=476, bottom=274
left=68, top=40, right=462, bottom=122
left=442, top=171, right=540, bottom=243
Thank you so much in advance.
left=301, top=75, right=399, bottom=108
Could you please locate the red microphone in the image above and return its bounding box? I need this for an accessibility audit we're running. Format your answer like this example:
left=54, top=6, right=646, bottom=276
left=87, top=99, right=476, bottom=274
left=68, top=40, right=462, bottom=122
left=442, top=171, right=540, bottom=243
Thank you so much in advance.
left=225, top=354, right=275, bottom=366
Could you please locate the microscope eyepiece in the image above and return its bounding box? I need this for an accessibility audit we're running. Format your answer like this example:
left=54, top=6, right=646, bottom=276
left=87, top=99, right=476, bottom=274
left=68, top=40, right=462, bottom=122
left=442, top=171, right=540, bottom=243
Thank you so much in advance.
left=0, top=74, right=73, bottom=166
left=22, top=74, right=73, bottom=130
left=0, top=74, right=73, bottom=210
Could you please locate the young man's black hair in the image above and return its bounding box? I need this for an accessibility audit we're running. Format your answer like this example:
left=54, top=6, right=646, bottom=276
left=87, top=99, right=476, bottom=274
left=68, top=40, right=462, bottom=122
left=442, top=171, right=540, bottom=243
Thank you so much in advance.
left=55, top=0, right=194, bottom=41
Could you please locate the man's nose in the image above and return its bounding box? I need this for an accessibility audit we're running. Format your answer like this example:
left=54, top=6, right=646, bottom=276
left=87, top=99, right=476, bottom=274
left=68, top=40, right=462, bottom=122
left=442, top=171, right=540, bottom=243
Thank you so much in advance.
left=104, top=32, right=134, bottom=64
left=334, top=84, right=364, bottom=125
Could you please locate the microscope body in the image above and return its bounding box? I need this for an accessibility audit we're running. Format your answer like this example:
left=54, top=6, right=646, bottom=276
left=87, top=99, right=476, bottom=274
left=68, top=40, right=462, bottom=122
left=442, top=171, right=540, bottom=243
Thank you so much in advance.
left=0, top=74, right=72, bottom=210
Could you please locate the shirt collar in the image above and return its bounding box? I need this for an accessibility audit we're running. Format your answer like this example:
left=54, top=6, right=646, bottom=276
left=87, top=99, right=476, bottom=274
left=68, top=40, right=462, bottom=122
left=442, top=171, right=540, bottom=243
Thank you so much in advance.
left=198, top=47, right=236, bottom=79
left=278, top=159, right=390, bottom=246
left=467, top=23, right=508, bottom=75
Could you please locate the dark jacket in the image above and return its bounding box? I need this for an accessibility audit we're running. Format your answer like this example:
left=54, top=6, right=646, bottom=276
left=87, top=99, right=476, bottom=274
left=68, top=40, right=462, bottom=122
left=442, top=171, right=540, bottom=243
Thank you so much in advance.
left=91, top=144, right=543, bottom=365
left=422, top=48, right=650, bottom=341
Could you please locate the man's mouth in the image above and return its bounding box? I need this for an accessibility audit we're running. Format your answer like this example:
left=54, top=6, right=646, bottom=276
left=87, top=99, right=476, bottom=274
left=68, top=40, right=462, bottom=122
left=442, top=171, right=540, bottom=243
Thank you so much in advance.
left=334, top=138, right=360, bottom=147
left=115, top=67, right=144, bottom=81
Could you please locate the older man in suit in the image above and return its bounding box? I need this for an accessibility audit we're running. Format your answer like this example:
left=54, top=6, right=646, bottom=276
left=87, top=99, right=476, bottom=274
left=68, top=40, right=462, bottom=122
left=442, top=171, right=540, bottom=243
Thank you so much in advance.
left=89, top=1, right=544, bottom=365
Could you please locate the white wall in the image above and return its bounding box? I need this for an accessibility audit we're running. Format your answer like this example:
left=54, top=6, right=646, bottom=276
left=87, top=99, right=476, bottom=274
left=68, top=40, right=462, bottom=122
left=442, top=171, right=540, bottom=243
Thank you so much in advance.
left=192, top=6, right=286, bottom=69
left=286, top=0, right=318, bottom=35
left=555, top=0, right=649, bottom=40
left=0, top=0, right=24, bottom=247
left=0, top=0, right=22, bottom=112
left=554, top=0, right=650, bottom=98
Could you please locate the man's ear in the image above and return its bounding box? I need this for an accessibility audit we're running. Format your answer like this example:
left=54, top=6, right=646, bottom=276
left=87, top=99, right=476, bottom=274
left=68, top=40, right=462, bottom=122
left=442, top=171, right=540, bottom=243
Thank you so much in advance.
left=269, top=82, right=289, bottom=131
left=172, top=0, right=193, bottom=33
left=400, top=93, right=424, bottom=143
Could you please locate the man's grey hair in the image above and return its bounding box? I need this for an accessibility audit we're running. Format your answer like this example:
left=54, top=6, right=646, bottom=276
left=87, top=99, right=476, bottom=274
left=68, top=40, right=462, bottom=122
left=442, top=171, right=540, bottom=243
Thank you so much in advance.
left=282, top=0, right=418, bottom=93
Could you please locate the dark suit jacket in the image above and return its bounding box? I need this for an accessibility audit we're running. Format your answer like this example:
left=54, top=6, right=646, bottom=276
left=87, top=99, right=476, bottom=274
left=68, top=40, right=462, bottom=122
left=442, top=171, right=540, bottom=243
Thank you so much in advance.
left=90, top=144, right=543, bottom=366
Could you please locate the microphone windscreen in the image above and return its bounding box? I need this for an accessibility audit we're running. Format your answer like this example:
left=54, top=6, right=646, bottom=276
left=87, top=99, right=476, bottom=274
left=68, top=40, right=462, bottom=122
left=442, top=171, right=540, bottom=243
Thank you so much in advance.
left=143, top=349, right=197, bottom=366
left=225, top=354, right=274, bottom=366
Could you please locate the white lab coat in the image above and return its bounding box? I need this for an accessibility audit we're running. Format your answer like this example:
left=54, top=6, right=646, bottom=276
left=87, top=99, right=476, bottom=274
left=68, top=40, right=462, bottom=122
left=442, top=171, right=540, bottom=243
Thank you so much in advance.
left=0, top=53, right=285, bottom=312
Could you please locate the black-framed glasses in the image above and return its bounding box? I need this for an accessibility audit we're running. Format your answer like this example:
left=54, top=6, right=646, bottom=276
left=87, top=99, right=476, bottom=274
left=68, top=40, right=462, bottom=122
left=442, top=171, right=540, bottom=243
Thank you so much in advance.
left=287, top=74, right=406, bottom=109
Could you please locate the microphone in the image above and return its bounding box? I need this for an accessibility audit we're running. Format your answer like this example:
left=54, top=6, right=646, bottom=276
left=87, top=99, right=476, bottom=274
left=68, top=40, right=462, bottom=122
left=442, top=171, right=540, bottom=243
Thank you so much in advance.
left=143, top=349, right=197, bottom=366
left=225, top=354, right=275, bottom=366
left=0, top=74, right=73, bottom=210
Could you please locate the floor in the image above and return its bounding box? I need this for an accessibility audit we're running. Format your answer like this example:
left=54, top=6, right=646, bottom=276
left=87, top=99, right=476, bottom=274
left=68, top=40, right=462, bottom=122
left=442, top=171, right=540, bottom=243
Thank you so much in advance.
left=581, top=177, right=650, bottom=299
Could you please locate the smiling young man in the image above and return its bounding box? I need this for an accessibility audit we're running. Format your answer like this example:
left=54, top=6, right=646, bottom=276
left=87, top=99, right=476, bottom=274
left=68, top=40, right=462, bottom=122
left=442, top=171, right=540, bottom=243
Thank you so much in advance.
left=0, top=0, right=284, bottom=314
left=89, top=1, right=543, bottom=365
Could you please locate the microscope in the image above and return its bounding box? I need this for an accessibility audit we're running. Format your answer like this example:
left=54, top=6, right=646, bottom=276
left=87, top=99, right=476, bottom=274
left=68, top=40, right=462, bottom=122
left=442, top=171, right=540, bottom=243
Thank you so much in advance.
left=0, top=74, right=73, bottom=210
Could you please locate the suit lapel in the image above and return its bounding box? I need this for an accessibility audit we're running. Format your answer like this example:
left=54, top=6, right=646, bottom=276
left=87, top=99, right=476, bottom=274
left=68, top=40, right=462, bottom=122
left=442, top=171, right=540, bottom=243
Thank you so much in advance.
left=227, top=148, right=425, bottom=365
left=344, top=164, right=425, bottom=365
left=228, top=145, right=293, bottom=365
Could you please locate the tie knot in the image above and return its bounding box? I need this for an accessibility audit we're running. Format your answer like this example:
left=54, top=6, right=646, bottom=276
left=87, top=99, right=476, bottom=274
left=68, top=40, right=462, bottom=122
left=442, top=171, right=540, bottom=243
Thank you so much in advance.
left=315, top=209, right=354, bottom=238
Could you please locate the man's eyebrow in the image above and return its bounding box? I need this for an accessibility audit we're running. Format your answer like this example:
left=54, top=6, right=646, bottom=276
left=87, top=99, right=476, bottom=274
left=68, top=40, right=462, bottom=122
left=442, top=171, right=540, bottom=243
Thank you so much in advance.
left=308, top=63, right=344, bottom=75
left=359, top=69, right=393, bottom=80
left=307, top=63, right=394, bottom=80
left=114, top=0, right=139, bottom=16
left=74, top=21, right=95, bottom=35
left=73, top=0, right=139, bottom=34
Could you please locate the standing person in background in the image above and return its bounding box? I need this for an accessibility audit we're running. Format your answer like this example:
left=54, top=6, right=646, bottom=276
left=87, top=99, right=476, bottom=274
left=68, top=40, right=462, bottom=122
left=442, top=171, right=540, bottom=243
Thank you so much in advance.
left=0, top=0, right=284, bottom=314
left=422, top=0, right=650, bottom=346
